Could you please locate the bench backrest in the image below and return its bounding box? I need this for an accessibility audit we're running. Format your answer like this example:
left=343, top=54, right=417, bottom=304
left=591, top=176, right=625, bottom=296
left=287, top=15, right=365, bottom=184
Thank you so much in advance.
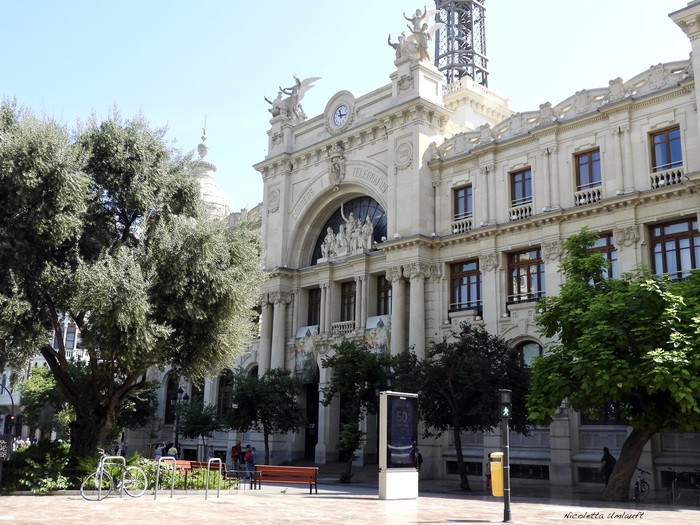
left=190, top=461, right=226, bottom=471
left=256, top=465, right=318, bottom=479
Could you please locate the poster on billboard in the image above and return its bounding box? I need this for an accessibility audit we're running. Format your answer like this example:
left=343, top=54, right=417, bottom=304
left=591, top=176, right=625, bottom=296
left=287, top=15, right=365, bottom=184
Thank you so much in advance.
left=385, top=393, right=418, bottom=469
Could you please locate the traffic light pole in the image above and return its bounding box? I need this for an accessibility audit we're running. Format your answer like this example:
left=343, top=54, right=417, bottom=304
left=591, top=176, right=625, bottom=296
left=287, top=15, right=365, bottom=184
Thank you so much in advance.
left=498, top=389, right=512, bottom=523
left=502, top=416, right=511, bottom=523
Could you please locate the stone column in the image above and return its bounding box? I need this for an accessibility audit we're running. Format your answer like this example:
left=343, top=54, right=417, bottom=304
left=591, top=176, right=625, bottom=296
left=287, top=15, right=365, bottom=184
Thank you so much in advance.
left=319, top=283, right=327, bottom=334
left=612, top=125, right=625, bottom=194
left=323, top=283, right=332, bottom=335
left=540, top=147, right=552, bottom=210
left=547, top=146, right=559, bottom=209
left=481, top=164, right=495, bottom=225
left=622, top=123, right=635, bottom=193
left=386, top=266, right=405, bottom=355
left=270, top=291, right=292, bottom=370
left=258, top=295, right=273, bottom=375
left=359, top=275, right=368, bottom=331
left=405, top=262, right=430, bottom=359
left=354, top=275, right=364, bottom=331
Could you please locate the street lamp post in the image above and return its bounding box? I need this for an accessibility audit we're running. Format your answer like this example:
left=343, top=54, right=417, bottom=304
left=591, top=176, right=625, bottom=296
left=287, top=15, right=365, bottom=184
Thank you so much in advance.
left=171, top=386, right=190, bottom=452
left=0, top=385, right=15, bottom=435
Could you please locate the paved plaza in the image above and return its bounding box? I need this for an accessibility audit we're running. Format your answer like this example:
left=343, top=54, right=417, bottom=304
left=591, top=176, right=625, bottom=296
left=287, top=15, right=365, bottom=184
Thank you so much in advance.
left=1, top=477, right=699, bottom=525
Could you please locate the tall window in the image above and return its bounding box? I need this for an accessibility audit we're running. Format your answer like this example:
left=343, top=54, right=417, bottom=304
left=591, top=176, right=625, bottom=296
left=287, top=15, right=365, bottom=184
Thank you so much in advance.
left=650, top=126, right=682, bottom=172
left=450, top=260, right=482, bottom=311
left=341, top=282, right=356, bottom=321
left=308, top=288, right=321, bottom=326
left=508, top=248, right=545, bottom=303
left=65, top=329, right=76, bottom=350
left=589, top=232, right=618, bottom=279
left=510, top=168, right=532, bottom=207
left=453, top=185, right=473, bottom=220
left=651, top=218, right=700, bottom=281
left=217, top=370, right=234, bottom=417
left=575, top=149, right=601, bottom=190
left=377, top=275, right=392, bottom=316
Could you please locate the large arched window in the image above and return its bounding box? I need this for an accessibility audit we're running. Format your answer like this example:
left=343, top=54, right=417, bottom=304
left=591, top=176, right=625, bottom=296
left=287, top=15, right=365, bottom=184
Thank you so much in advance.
left=217, top=370, right=234, bottom=417
left=311, top=196, right=387, bottom=265
left=515, top=341, right=543, bottom=368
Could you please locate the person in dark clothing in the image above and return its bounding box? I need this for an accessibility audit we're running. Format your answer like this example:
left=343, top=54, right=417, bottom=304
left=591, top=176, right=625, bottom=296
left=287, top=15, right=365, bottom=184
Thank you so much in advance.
left=601, top=447, right=616, bottom=486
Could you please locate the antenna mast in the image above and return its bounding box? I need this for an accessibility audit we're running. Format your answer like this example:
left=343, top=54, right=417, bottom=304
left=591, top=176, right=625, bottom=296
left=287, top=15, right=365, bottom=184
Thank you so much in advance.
left=433, top=0, right=488, bottom=87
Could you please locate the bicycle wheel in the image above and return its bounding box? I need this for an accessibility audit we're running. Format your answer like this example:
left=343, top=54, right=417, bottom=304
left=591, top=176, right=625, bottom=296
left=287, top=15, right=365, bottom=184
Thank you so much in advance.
left=80, top=471, right=114, bottom=501
left=122, top=466, right=148, bottom=497
left=639, top=480, right=650, bottom=502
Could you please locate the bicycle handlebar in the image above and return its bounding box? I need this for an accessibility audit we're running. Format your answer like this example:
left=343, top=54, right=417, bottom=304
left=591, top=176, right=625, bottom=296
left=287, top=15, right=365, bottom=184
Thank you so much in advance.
left=636, top=468, right=650, bottom=475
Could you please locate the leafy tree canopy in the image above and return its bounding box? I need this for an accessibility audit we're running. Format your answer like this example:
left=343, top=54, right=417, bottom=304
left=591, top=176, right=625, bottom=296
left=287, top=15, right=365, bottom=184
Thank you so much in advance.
left=321, top=340, right=393, bottom=481
left=393, top=324, right=530, bottom=490
left=0, top=100, right=264, bottom=457
left=528, top=227, right=700, bottom=500
left=224, top=367, right=305, bottom=465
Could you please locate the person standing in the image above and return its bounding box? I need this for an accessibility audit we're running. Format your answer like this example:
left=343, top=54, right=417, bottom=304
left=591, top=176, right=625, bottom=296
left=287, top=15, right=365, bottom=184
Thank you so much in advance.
left=601, top=447, right=616, bottom=486
left=231, top=441, right=242, bottom=470
left=244, top=445, right=253, bottom=479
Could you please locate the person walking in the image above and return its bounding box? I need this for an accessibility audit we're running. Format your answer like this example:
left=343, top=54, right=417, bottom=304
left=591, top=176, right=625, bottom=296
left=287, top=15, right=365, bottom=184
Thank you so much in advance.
left=601, top=447, right=616, bottom=486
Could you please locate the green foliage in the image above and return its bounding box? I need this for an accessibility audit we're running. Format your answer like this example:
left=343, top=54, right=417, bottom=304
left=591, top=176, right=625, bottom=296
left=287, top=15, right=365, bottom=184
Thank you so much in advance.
left=180, top=399, right=225, bottom=447
left=394, top=324, right=531, bottom=437
left=528, top=229, right=700, bottom=432
left=321, top=341, right=393, bottom=478
left=0, top=103, right=264, bottom=457
left=224, top=368, right=305, bottom=465
left=6, top=441, right=71, bottom=494
left=18, top=366, right=66, bottom=439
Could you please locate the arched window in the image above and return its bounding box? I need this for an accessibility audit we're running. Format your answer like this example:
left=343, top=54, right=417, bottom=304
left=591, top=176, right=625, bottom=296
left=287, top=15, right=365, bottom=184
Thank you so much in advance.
left=164, top=375, right=179, bottom=424
left=311, top=196, right=387, bottom=265
left=515, top=341, right=543, bottom=368
left=217, top=370, right=234, bottom=417
left=249, top=366, right=259, bottom=378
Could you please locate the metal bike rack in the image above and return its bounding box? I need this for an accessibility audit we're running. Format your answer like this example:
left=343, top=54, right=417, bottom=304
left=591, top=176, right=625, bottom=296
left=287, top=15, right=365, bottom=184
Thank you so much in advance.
left=99, top=455, right=126, bottom=499
left=154, top=457, right=177, bottom=500
left=204, top=458, right=222, bottom=500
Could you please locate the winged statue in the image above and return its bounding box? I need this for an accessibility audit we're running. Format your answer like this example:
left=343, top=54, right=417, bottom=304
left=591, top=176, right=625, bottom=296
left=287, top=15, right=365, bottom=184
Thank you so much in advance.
left=403, top=7, right=443, bottom=63
left=265, top=75, right=321, bottom=123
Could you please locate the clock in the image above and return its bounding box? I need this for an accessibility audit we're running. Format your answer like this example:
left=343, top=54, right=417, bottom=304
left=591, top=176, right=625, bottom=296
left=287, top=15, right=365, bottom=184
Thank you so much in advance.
left=333, top=104, right=349, bottom=127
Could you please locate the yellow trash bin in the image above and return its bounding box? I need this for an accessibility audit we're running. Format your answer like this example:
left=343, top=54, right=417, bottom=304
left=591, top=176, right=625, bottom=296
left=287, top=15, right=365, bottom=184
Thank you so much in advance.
left=489, top=452, right=504, bottom=497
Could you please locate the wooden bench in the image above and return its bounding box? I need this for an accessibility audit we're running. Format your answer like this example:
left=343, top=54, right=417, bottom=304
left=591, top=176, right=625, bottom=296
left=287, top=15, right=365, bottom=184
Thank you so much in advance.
left=255, top=465, right=319, bottom=494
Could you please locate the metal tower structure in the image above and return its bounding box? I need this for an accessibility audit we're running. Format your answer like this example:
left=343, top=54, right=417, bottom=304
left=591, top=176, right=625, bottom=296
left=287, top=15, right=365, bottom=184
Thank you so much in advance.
left=434, top=0, right=488, bottom=87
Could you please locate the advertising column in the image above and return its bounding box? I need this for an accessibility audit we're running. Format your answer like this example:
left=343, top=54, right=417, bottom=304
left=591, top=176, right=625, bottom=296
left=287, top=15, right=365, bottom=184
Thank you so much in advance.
left=378, top=391, right=419, bottom=500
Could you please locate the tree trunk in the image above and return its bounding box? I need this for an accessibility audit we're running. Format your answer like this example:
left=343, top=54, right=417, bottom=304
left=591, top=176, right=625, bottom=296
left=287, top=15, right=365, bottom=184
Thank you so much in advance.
left=263, top=426, right=270, bottom=465
left=453, top=425, right=471, bottom=490
left=603, top=428, right=656, bottom=501
left=68, top=412, right=107, bottom=458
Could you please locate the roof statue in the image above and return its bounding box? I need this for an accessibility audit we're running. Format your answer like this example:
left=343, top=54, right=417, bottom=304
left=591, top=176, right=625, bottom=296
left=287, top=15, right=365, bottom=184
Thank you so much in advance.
left=265, top=75, right=321, bottom=124
left=404, top=6, right=443, bottom=63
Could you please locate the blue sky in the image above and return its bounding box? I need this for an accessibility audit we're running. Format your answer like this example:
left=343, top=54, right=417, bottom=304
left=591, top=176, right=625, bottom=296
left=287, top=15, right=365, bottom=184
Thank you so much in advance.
left=2, top=1, right=691, bottom=212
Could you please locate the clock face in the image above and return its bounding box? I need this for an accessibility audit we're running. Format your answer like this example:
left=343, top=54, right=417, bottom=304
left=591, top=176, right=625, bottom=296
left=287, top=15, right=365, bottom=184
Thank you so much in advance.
left=333, top=105, right=348, bottom=127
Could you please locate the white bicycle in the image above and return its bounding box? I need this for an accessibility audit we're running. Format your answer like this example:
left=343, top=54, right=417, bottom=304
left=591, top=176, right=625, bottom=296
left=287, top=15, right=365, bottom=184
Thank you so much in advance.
left=80, top=448, right=148, bottom=501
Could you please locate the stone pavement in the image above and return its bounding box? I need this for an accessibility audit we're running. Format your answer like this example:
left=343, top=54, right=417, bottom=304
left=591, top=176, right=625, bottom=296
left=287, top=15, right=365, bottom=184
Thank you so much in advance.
left=1, top=463, right=699, bottom=525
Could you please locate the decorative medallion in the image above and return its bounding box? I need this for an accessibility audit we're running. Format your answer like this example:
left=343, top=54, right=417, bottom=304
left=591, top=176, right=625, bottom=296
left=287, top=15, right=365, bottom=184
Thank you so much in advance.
left=267, top=188, right=280, bottom=214
left=394, top=141, right=413, bottom=170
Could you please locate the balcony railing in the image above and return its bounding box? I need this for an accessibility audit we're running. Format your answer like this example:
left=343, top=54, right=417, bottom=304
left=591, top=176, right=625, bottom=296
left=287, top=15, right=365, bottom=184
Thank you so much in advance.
left=574, top=187, right=602, bottom=206
left=451, top=216, right=473, bottom=234
left=650, top=167, right=686, bottom=189
left=508, top=203, right=532, bottom=221
left=331, top=320, right=356, bottom=336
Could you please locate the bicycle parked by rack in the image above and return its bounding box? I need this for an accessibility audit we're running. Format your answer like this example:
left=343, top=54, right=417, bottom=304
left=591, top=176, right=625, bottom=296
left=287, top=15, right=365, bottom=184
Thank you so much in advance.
left=80, top=448, right=148, bottom=501
left=666, top=467, right=681, bottom=505
left=633, top=468, right=651, bottom=502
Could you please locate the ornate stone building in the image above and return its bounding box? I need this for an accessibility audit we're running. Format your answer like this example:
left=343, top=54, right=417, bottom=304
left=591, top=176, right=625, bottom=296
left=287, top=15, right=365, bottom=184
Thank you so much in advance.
left=227, top=2, right=700, bottom=489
